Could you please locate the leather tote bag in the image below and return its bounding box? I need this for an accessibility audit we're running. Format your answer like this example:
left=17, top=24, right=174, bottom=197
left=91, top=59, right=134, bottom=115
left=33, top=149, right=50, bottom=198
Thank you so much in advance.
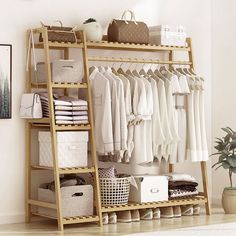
left=107, top=10, right=149, bottom=44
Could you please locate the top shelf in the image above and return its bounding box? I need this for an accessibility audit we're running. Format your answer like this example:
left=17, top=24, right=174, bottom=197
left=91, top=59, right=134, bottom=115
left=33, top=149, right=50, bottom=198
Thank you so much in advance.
left=34, top=41, right=190, bottom=52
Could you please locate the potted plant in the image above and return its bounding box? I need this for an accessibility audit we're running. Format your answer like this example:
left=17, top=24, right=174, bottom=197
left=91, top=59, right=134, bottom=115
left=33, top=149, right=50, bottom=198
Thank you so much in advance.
left=212, top=127, right=236, bottom=213
left=81, top=18, right=103, bottom=42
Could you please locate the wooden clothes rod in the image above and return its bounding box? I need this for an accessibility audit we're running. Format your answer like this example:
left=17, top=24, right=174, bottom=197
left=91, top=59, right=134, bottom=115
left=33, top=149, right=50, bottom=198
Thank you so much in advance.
left=87, top=56, right=192, bottom=65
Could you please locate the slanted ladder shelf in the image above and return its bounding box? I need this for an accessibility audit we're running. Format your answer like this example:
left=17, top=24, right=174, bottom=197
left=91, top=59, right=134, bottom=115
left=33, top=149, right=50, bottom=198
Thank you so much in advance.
left=25, top=27, right=211, bottom=231
left=25, top=28, right=103, bottom=231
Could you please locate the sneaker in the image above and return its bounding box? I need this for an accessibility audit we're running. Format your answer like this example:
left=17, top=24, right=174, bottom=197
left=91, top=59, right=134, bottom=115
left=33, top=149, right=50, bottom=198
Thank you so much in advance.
left=160, top=207, right=174, bottom=218
left=131, top=209, right=140, bottom=222
left=102, top=213, right=108, bottom=225
left=193, top=204, right=200, bottom=215
left=117, top=210, right=132, bottom=223
left=153, top=208, right=160, bottom=219
left=108, top=212, right=117, bottom=224
left=140, top=209, right=153, bottom=220
left=173, top=206, right=181, bottom=217
left=181, top=205, right=193, bottom=216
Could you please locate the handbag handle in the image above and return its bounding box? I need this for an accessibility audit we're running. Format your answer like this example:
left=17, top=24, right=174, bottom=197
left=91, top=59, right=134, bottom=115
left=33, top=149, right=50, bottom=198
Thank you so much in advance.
left=121, top=10, right=138, bottom=25
left=40, top=20, right=63, bottom=28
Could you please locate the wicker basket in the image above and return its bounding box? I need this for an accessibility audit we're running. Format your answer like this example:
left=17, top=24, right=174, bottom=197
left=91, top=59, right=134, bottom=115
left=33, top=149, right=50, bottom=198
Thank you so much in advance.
left=100, top=177, right=131, bottom=206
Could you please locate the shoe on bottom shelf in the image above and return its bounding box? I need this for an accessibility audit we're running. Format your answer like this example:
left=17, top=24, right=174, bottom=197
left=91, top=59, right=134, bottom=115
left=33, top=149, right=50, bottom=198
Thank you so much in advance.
left=140, top=209, right=153, bottom=220
left=181, top=205, right=193, bottom=216
left=131, top=209, right=140, bottom=222
left=173, top=205, right=181, bottom=217
left=193, top=204, right=200, bottom=215
left=117, top=210, right=132, bottom=223
left=102, top=213, right=108, bottom=225
left=153, top=208, right=160, bottom=219
left=108, top=212, right=117, bottom=224
left=160, top=207, right=174, bottom=218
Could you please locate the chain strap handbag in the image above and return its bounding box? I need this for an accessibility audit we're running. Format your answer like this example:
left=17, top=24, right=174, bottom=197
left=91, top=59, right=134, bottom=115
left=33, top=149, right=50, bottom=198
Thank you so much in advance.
left=107, top=10, right=149, bottom=44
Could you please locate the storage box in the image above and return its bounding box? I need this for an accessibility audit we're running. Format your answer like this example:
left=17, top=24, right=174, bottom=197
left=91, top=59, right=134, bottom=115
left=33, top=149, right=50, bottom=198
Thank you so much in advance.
left=149, top=25, right=186, bottom=47
left=35, top=60, right=83, bottom=83
left=38, top=185, right=93, bottom=217
left=129, top=175, right=168, bottom=203
left=38, top=131, right=88, bottom=168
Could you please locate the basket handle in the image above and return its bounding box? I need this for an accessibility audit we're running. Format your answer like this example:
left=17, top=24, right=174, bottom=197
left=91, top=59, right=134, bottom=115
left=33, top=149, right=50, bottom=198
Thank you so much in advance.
left=72, top=192, right=83, bottom=197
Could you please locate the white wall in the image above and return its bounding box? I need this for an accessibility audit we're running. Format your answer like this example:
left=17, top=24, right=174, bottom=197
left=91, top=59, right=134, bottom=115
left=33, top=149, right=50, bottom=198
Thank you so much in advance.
left=0, top=0, right=212, bottom=224
left=212, top=0, right=236, bottom=205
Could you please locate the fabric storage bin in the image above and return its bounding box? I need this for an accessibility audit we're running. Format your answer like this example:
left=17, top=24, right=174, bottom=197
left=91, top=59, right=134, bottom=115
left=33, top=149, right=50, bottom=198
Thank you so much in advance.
left=149, top=25, right=186, bottom=47
left=38, top=185, right=93, bottom=217
left=35, top=60, right=83, bottom=83
left=38, top=131, right=88, bottom=168
left=129, top=175, right=168, bottom=203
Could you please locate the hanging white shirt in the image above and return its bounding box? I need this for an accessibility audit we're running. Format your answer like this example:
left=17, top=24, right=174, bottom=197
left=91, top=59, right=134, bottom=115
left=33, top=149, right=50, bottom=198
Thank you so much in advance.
left=90, top=68, right=114, bottom=155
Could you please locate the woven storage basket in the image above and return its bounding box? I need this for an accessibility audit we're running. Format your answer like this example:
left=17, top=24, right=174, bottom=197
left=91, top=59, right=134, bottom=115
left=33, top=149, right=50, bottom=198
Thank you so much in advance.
left=100, top=177, right=130, bottom=206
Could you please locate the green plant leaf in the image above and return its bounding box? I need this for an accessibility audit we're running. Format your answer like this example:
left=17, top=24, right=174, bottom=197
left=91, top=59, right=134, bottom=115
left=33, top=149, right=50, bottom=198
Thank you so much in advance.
left=230, top=141, right=236, bottom=150
left=222, top=161, right=230, bottom=169
left=224, top=134, right=231, bottom=143
left=219, top=154, right=226, bottom=162
left=215, top=164, right=223, bottom=170
left=216, top=137, right=224, bottom=142
left=227, top=156, right=236, bottom=167
left=222, top=128, right=234, bottom=138
left=212, top=161, right=224, bottom=168
left=210, top=152, right=221, bottom=157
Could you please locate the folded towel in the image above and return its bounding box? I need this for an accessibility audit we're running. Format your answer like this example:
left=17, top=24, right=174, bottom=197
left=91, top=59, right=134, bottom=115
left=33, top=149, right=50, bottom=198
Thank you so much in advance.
left=169, top=189, right=199, bottom=199
left=56, top=120, right=89, bottom=125
left=165, top=173, right=196, bottom=182
left=55, top=111, right=88, bottom=116
left=55, top=105, right=88, bottom=111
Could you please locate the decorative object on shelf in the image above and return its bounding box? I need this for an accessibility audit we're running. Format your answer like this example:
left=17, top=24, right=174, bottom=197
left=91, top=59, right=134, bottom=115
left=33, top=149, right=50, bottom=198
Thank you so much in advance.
left=211, top=127, right=236, bottom=214
left=0, top=44, right=12, bottom=119
left=107, top=10, right=149, bottom=44
left=39, top=21, right=77, bottom=43
left=19, top=93, right=43, bottom=119
left=149, top=25, right=186, bottom=46
left=80, top=18, right=103, bottom=42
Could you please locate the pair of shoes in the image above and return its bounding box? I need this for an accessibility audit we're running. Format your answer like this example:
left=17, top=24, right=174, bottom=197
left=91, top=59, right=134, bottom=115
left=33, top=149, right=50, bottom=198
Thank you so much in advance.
left=193, top=204, right=200, bottom=215
left=160, top=206, right=181, bottom=218
left=102, top=212, right=117, bottom=224
left=140, top=209, right=153, bottom=220
left=153, top=208, right=160, bottom=219
left=117, top=210, right=140, bottom=223
left=181, top=205, right=193, bottom=216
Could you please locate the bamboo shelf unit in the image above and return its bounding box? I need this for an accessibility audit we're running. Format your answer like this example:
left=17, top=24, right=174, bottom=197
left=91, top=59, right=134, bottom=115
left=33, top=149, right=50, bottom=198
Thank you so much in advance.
left=25, top=27, right=211, bottom=231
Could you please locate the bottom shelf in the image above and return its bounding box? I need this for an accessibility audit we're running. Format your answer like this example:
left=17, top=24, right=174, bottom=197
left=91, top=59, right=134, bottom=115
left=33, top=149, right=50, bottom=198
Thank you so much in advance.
left=102, top=195, right=207, bottom=213
left=32, top=212, right=99, bottom=225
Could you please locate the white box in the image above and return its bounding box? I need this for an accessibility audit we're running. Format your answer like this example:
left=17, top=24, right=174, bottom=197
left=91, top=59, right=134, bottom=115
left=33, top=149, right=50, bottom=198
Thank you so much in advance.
left=149, top=25, right=186, bottom=47
left=35, top=60, right=83, bottom=83
left=39, top=131, right=88, bottom=168
left=38, top=185, right=93, bottom=217
left=129, top=175, right=168, bottom=203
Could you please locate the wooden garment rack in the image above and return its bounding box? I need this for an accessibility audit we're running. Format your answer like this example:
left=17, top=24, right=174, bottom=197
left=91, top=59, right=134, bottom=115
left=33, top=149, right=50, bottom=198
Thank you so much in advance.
left=25, top=28, right=211, bottom=231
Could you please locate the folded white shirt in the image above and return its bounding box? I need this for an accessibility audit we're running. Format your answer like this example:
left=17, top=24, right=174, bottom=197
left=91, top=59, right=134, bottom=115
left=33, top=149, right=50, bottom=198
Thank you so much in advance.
left=164, top=173, right=196, bottom=182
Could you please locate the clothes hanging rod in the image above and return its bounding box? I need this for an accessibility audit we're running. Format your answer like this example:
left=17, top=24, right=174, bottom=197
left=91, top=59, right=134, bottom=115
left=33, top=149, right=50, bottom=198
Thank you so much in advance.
left=87, top=56, right=192, bottom=65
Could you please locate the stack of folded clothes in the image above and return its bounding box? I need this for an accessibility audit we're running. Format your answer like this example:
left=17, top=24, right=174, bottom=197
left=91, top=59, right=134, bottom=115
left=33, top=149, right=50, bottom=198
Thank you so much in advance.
left=165, top=173, right=199, bottom=199
left=39, top=93, right=89, bottom=125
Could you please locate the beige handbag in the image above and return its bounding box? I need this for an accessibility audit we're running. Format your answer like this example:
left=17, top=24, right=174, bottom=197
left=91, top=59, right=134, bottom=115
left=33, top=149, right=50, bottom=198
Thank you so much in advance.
left=107, top=10, right=149, bottom=44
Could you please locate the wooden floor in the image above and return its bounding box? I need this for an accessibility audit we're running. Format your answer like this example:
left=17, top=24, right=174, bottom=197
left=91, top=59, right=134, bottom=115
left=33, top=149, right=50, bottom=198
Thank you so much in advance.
left=0, top=208, right=236, bottom=236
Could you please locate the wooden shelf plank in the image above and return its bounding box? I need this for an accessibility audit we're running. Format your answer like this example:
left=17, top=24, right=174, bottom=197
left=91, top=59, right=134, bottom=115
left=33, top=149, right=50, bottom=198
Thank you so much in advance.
left=28, top=199, right=57, bottom=209
left=27, top=118, right=50, bottom=124
left=62, top=215, right=99, bottom=225
left=32, top=212, right=58, bottom=220
left=101, top=196, right=207, bottom=213
left=86, top=41, right=190, bottom=52
left=31, top=165, right=95, bottom=174
left=34, top=42, right=84, bottom=49
left=55, top=124, right=91, bottom=131
left=51, top=82, right=88, bottom=89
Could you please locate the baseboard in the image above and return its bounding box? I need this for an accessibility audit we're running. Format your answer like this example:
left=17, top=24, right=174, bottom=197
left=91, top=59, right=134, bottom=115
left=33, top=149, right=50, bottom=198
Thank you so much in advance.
left=0, top=213, right=25, bottom=224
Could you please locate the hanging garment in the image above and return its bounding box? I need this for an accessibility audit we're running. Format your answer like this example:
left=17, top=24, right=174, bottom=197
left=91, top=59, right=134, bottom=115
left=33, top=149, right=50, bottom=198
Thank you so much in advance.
left=90, top=68, right=114, bottom=155
left=157, top=79, right=173, bottom=162
left=149, top=78, right=165, bottom=159
left=118, top=74, right=135, bottom=162
left=199, top=81, right=209, bottom=161
left=186, top=77, right=197, bottom=162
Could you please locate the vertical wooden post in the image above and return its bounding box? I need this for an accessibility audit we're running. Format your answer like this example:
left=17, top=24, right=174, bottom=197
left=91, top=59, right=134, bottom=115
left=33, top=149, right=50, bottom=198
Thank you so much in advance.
left=187, top=37, right=211, bottom=215
left=80, top=30, right=103, bottom=227
left=42, top=27, right=64, bottom=230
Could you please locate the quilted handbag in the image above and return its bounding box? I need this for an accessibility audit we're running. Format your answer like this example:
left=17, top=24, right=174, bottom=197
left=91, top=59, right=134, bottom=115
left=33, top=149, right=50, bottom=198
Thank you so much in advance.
left=20, top=93, right=43, bottom=119
left=39, top=21, right=77, bottom=43
left=107, top=10, right=149, bottom=44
